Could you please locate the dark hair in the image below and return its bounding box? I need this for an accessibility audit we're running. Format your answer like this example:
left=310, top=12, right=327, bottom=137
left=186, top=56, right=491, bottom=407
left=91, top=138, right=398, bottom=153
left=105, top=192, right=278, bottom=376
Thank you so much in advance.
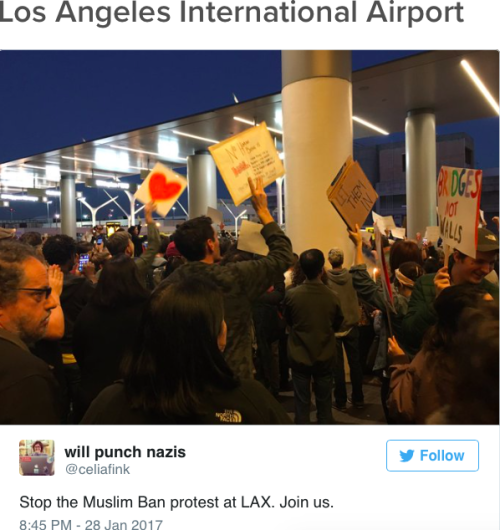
left=106, top=231, right=131, bottom=256
left=32, top=440, right=44, bottom=452
left=220, top=243, right=254, bottom=265
left=42, top=235, right=76, bottom=267
left=219, top=237, right=232, bottom=258
left=90, top=251, right=111, bottom=272
left=0, top=241, right=39, bottom=305
left=162, top=256, right=186, bottom=280
left=299, top=249, right=325, bottom=280
left=389, top=240, right=423, bottom=274
left=92, top=255, right=149, bottom=308
left=123, top=276, right=238, bottom=419
left=19, top=231, right=43, bottom=247
left=394, top=261, right=424, bottom=290
left=291, top=259, right=306, bottom=287
left=173, top=216, right=214, bottom=261
left=76, top=241, right=93, bottom=255
left=423, top=285, right=490, bottom=396
left=447, top=302, right=499, bottom=424
left=158, top=236, right=170, bottom=256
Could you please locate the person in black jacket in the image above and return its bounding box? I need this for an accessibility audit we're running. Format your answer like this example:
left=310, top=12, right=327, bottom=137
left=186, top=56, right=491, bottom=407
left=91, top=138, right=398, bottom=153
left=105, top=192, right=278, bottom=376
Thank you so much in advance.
left=284, top=249, right=344, bottom=424
left=82, top=276, right=291, bottom=425
left=42, top=234, right=95, bottom=421
left=0, top=241, right=61, bottom=424
left=73, top=255, right=149, bottom=420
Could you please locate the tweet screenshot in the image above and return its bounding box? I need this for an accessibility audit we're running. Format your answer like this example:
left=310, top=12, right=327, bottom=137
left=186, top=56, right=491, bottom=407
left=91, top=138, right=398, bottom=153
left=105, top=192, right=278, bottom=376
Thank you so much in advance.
left=1, top=1, right=499, bottom=528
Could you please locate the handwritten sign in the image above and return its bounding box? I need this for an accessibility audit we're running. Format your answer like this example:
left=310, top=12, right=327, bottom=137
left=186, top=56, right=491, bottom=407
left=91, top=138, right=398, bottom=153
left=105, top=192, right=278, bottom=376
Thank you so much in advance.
left=135, top=163, right=187, bottom=218
left=326, top=156, right=378, bottom=231
left=391, top=227, right=406, bottom=240
left=372, top=211, right=396, bottom=233
left=237, top=220, right=269, bottom=256
left=424, top=226, right=441, bottom=243
left=209, top=122, right=285, bottom=206
left=437, top=166, right=482, bottom=258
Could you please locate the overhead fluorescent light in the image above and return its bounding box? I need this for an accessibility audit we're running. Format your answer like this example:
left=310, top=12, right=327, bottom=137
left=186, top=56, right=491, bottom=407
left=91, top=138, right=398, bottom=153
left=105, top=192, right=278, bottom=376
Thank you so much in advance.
left=63, top=154, right=148, bottom=171
left=109, top=144, right=187, bottom=162
left=173, top=131, right=219, bottom=144
left=352, top=116, right=390, bottom=135
left=46, top=190, right=61, bottom=197
left=233, top=116, right=283, bottom=135
left=461, top=59, right=500, bottom=115
left=95, top=179, right=130, bottom=190
left=0, top=193, right=39, bottom=202
left=23, top=162, right=127, bottom=179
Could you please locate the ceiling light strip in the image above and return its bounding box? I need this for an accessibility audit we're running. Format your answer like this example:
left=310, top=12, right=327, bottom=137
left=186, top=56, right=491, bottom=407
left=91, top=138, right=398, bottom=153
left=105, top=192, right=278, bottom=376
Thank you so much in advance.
left=460, top=59, right=500, bottom=115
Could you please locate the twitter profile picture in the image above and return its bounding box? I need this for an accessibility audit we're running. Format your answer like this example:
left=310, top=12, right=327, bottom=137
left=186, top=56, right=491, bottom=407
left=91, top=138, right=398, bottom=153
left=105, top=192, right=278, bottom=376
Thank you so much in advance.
left=400, top=449, right=414, bottom=463
left=19, top=440, right=55, bottom=476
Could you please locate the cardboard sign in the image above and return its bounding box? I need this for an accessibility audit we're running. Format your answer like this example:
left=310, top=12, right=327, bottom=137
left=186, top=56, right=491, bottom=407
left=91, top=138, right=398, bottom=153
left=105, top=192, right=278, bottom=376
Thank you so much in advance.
left=326, top=156, right=378, bottom=231
left=372, top=211, right=396, bottom=233
left=391, top=227, right=406, bottom=240
left=208, top=122, right=285, bottom=206
left=437, top=166, right=482, bottom=258
left=207, top=206, right=223, bottom=225
left=135, top=162, right=187, bottom=217
left=424, top=226, right=441, bottom=243
left=237, top=220, right=269, bottom=256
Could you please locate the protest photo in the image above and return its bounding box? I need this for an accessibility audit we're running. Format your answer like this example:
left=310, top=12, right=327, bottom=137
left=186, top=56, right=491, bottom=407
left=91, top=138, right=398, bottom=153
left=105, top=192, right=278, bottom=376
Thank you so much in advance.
left=0, top=49, right=498, bottom=427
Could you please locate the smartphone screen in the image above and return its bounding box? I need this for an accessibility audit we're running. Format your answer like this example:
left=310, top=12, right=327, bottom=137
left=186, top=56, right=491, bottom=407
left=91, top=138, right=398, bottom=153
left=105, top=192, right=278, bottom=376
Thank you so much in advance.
left=78, top=253, right=89, bottom=272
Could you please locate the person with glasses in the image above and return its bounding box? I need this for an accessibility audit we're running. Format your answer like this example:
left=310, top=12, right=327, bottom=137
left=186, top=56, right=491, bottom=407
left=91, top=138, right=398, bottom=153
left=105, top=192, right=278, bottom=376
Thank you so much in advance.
left=0, top=241, right=61, bottom=424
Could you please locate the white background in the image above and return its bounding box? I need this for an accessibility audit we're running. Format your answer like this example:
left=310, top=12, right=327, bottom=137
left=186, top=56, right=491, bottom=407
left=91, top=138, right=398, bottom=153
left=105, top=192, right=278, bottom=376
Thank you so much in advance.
left=5, top=426, right=500, bottom=529
left=1, top=1, right=499, bottom=528
left=0, top=0, right=497, bottom=49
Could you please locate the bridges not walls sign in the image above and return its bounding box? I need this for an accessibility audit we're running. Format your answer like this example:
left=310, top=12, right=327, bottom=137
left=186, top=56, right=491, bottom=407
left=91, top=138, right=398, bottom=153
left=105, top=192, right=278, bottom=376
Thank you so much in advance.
left=437, top=166, right=482, bottom=258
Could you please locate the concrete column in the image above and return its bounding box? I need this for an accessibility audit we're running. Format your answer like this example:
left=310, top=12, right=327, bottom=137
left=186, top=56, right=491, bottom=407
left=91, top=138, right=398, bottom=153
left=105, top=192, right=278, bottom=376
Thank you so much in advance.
left=405, top=109, right=437, bottom=239
left=282, top=51, right=353, bottom=263
left=60, top=174, right=76, bottom=238
left=187, top=150, right=217, bottom=219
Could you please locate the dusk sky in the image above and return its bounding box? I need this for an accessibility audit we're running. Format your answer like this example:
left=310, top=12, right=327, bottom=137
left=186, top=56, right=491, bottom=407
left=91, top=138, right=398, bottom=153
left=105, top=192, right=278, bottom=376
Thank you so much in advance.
left=0, top=50, right=498, bottom=220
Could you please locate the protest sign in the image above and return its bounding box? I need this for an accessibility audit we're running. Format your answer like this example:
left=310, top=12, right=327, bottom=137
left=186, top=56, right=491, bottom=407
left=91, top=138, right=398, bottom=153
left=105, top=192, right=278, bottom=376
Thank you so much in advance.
left=326, top=156, right=378, bottom=231
left=425, top=226, right=441, bottom=243
left=208, top=122, right=285, bottom=206
left=135, top=162, right=187, bottom=217
left=437, top=166, right=482, bottom=258
left=207, top=206, right=223, bottom=225
left=237, top=220, right=269, bottom=256
left=372, top=211, right=396, bottom=233
left=391, top=227, right=406, bottom=240
left=360, top=229, right=372, bottom=243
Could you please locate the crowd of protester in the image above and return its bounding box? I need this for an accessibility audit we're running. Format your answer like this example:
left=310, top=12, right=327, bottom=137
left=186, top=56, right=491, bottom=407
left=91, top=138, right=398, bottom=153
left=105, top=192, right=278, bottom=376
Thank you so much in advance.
left=0, top=182, right=498, bottom=425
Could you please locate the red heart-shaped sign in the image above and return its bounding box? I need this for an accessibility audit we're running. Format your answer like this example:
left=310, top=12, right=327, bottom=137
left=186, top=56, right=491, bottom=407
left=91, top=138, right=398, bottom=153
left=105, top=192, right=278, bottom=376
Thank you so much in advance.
left=148, top=172, right=182, bottom=201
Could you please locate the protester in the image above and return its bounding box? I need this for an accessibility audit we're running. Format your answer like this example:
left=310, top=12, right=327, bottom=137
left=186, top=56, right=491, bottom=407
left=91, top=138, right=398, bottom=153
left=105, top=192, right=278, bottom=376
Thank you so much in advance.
left=42, top=234, right=95, bottom=420
left=82, top=277, right=291, bottom=424
left=0, top=241, right=61, bottom=424
left=161, top=177, right=293, bottom=379
left=402, top=227, right=499, bottom=355
left=427, top=301, right=499, bottom=425
left=284, top=249, right=344, bottom=424
left=19, top=231, right=43, bottom=249
left=327, top=247, right=363, bottom=411
left=128, top=225, right=143, bottom=257
left=0, top=227, right=16, bottom=242
left=73, top=255, right=150, bottom=420
left=252, top=275, right=286, bottom=399
left=387, top=284, right=494, bottom=424
left=105, top=202, right=160, bottom=288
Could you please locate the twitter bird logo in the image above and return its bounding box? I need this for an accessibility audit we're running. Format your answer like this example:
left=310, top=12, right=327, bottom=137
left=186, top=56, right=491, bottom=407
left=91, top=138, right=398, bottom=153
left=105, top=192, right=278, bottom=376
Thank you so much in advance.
left=400, top=450, right=414, bottom=462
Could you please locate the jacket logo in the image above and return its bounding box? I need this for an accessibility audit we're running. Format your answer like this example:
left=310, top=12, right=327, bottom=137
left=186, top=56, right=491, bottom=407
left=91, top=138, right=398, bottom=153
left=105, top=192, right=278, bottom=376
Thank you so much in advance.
left=215, top=409, right=242, bottom=423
